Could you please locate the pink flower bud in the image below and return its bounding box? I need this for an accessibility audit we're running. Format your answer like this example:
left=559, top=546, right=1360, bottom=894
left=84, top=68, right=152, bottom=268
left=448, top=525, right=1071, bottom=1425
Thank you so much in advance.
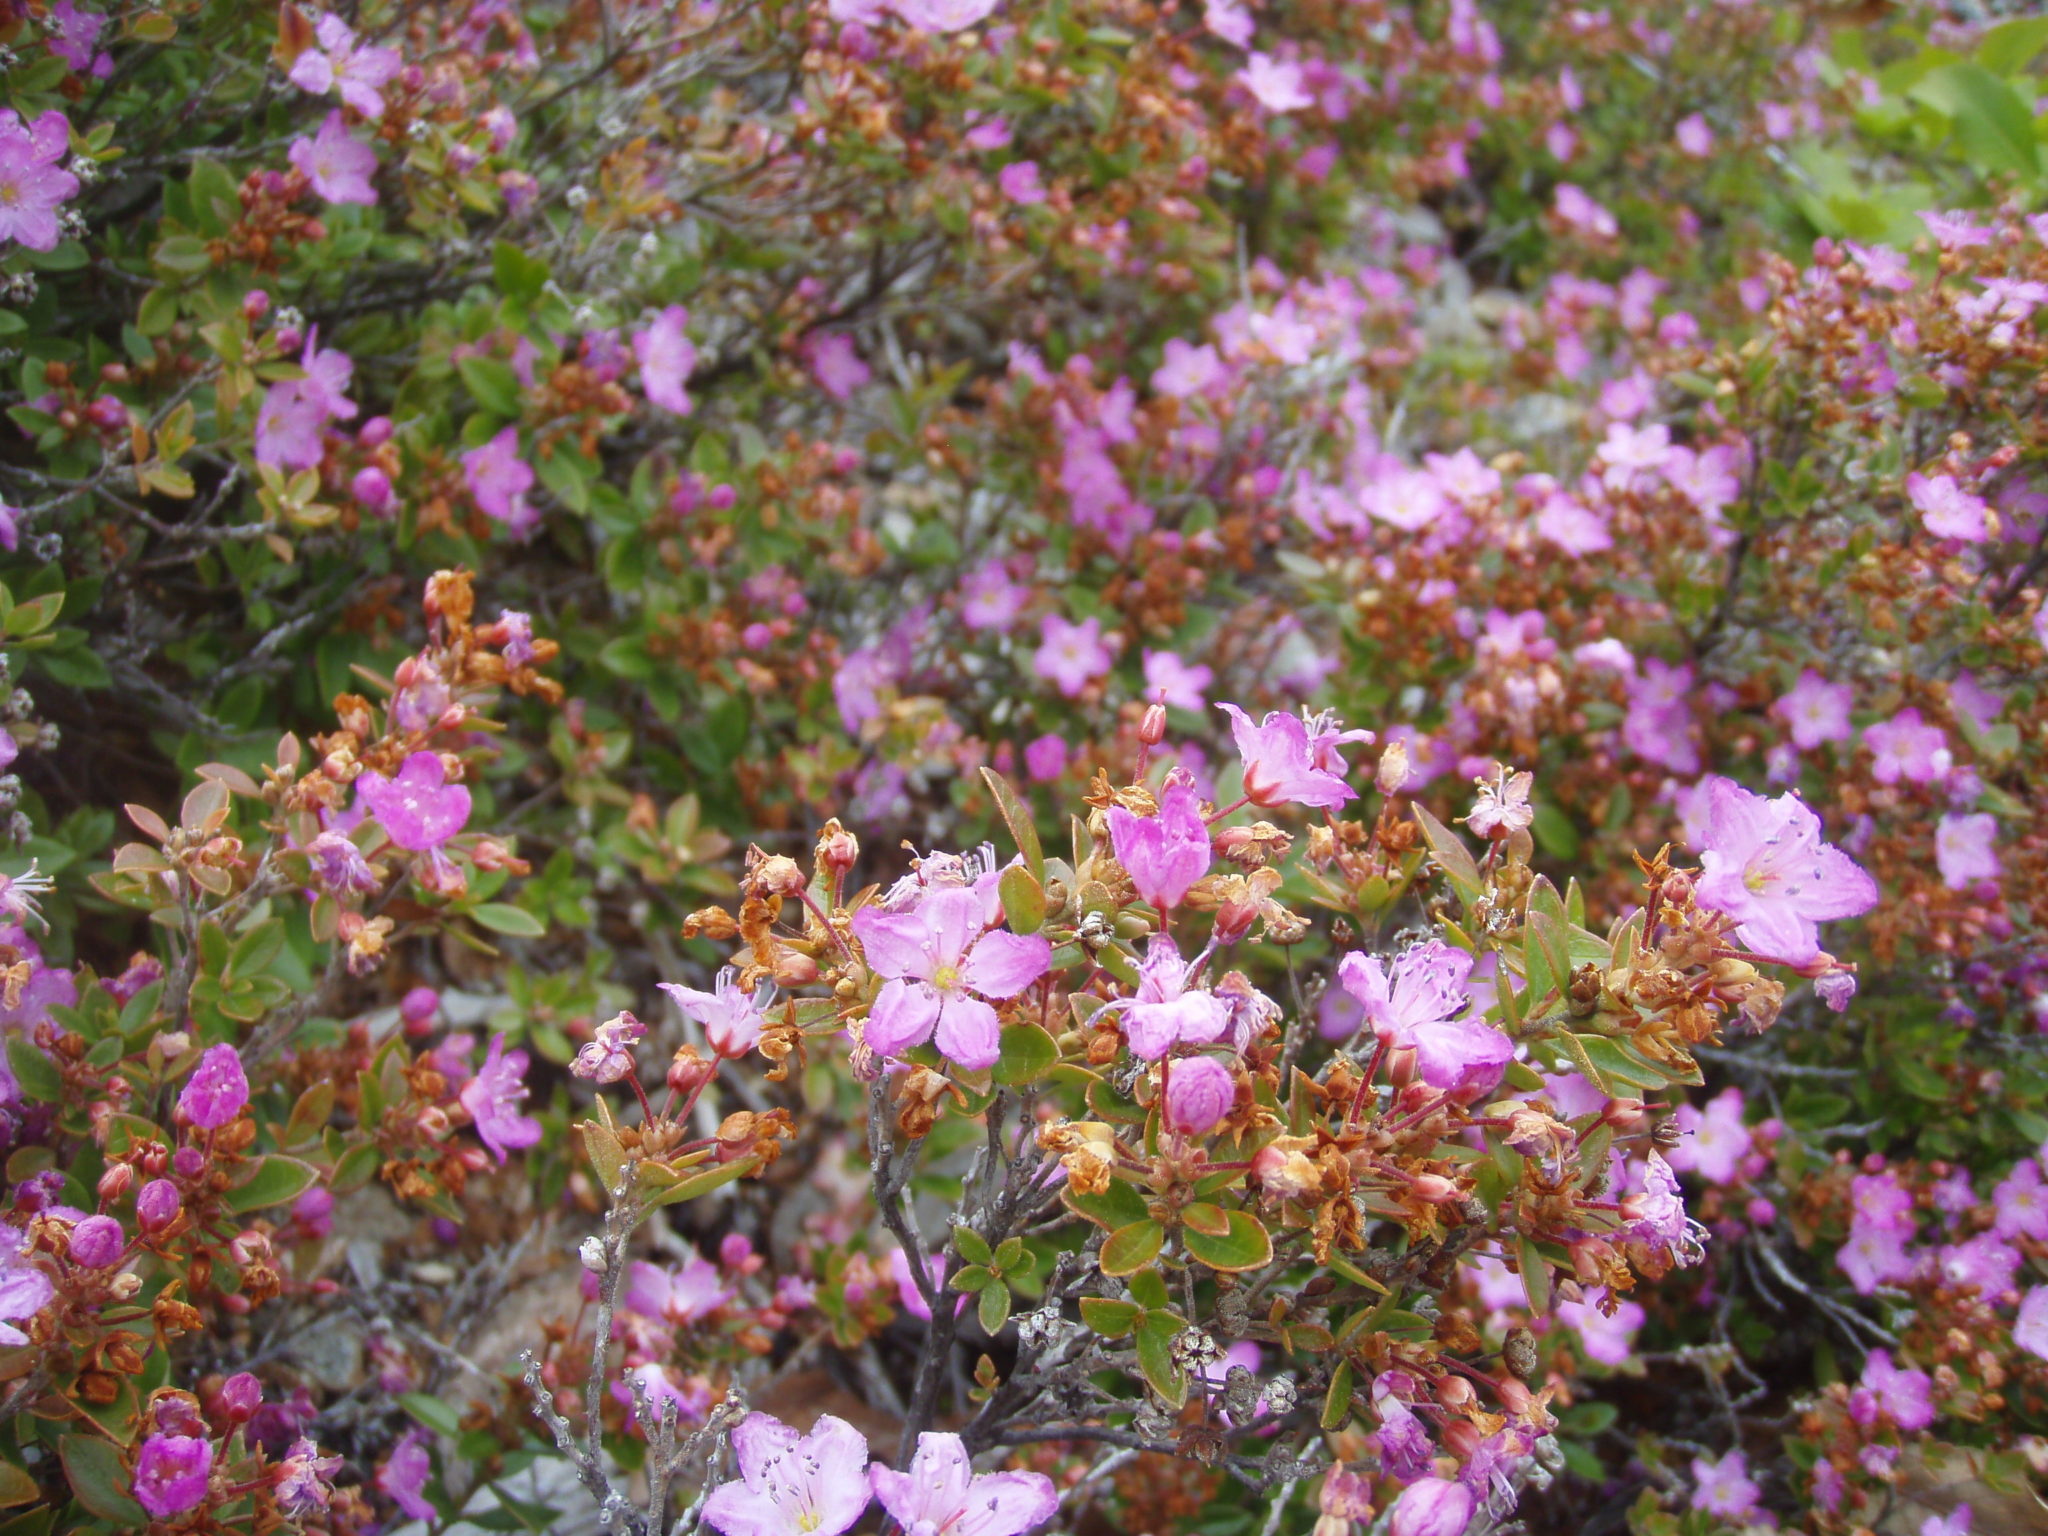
left=1388, top=1476, right=1475, bottom=1536
left=400, top=986, right=440, bottom=1032
left=136, top=1178, right=182, bottom=1234
left=1162, top=1055, right=1236, bottom=1137
left=358, top=415, right=394, bottom=448
left=68, top=1214, right=125, bottom=1268
left=172, top=1146, right=205, bottom=1180
left=98, top=1163, right=135, bottom=1202
left=177, top=1044, right=249, bottom=1129
left=352, top=466, right=395, bottom=516
left=242, top=290, right=271, bottom=321
left=217, top=1372, right=263, bottom=1423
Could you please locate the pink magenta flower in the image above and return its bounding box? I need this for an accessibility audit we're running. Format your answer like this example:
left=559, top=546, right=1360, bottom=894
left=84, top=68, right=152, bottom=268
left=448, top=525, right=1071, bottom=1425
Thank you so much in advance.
left=376, top=1430, right=434, bottom=1521
left=287, top=13, right=402, bottom=119
left=1238, top=52, right=1312, bottom=113
left=1864, top=707, right=1951, bottom=785
left=1673, top=112, right=1713, bottom=157
left=852, top=887, right=1050, bottom=1070
left=870, top=1432, right=1058, bottom=1536
left=134, top=1433, right=214, bottom=1519
left=1935, top=812, right=2000, bottom=891
left=1152, top=338, right=1224, bottom=398
left=1908, top=472, right=1991, bottom=542
left=0, top=109, right=80, bottom=251
left=1338, top=942, right=1510, bottom=1100
left=1023, top=733, right=1067, bottom=783
left=1163, top=1054, right=1236, bottom=1136
left=572, top=1012, right=645, bottom=1084
left=1106, top=935, right=1229, bottom=1061
left=1387, top=1475, right=1475, bottom=1536
left=49, top=2, right=111, bottom=77
left=459, top=1033, right=541, bottom=1164
left=1664, top=1086, right=1748, bottom=1187
left=633, top=305, right=697, bottom=415
left=463, top=427, right=539, bottom=537
left=179, top=1043, right=250, bottom=1129
left=1107, top=775, right=1210, bottom=911
left=1035, top=613, right=1112, bottom=698
left=1217, top=703, right=1357, bottom=810
left=274, top=1437, right=344, bottom=1517
left=288, top=111, right=379, bottom=205
left=624, top=1256, right=731, bottom=1324
left=997, top=160, right=1046, bottom=205
left=1692, top=777, right=1878, bottom=965
left=703, top=1413, right=872, bottom=1536
left=356, top=751, right=471, bottom=851
left=1690, top=1450, right=1760, bottom=1522
left=890, top=0, right=1001, bottom=28
left=659, top=968, right=775, bottom=1059
left=804, top=332, right=871, bottom=400
left=1851, top=1349, right=1935, bottom=1432
left=1774, top=668, right=1854, bottom=751
left=67, top=1214, right=123, bottom=1269
left=1142, top=649, right=1213, bottom=712
left=2018, top=1287, right=2048, bottom=1360
left=0, top=1225, right=52, bottom=1345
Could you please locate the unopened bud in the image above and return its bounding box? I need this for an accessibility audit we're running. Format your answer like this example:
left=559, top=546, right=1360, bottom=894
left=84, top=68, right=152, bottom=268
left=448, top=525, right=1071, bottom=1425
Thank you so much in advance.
left=578, top=1237, right=607, bottom=1273
left=1139, top=702, right=1168, bottom=745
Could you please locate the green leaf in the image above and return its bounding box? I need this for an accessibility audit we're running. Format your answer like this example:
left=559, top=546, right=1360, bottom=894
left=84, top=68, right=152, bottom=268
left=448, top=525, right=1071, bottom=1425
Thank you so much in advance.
left=997, top=864, right=1046, bottom=935
left=1320, top=1360, right=1354, bottom=1430
left=1127, top=1269, right=1171, bottom=1311
left=979, top=768, right=1044, bottom=881
left=492, top=241, right=550, bottom=305
left=151, top=235, right=213, bottom=275
left=457, top=356, right=526, bottom=419
left=4, top=1039, right=61, bottom=1105
left=1079, top=1297, right=1143, bottom=1337
left=1100, top=1219, right=1164, bottom=1277
left=1411, top=803, right=1481, bottom=905
left=0, top=1459, right=38, bottom=1508
left=644, top=1153, right=761, bottom=1208
left=1065, top=1175, right=1150, bottom=1230
left=1569, top=1035, right=1669, bottom=1092
left=1977, top=16, right=2048, bottom=74
left=1517, top=1236, right=1552, bottom=1315
left=58, top=1437, right=144, bottom=1526
left=401, top=1392, right=465, bottom=1438
left=1133, top=1311, right=1187, bottom=1406
left=994, top=1024, right=1057, bottom=1087
left=226, top=1155, right=320, bottom=1213
left=1182, top=1210, right=1273, bottom=1273
left=471, top=903, right=546, bottom=938
left=977, top=1282, right=1012, bottom=1334
left=1909, top=64, right=2041, bottom=179
left=953, top=1225, right=993, bottom=1266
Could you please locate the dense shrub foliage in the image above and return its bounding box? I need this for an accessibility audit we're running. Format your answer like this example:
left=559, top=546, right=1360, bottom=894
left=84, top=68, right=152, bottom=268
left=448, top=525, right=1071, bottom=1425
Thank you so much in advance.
left=0, top=0, right=2044, bottom=1533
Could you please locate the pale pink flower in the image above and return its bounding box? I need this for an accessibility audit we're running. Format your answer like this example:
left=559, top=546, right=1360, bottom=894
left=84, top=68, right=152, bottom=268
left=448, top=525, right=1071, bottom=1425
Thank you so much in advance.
left=852, top=887, right=1049, bottom=1069
left=703, top=1414, right=872, bottom=1536
left=289, top=111, right=379, bottom=205
left=870, top=1433, right=1057, bottom=1536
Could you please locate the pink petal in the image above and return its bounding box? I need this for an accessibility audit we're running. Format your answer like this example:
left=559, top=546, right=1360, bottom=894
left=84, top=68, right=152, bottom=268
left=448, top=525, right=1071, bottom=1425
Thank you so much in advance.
left=961, top=929, right=1050, bottom=1000
left=934, top=995, right=1001, bottom=1070
left=866, top=978, right=940, bottom=1057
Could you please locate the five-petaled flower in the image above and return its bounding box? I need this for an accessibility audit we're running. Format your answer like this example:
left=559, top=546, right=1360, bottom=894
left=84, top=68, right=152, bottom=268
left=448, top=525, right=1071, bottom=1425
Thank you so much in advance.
left=1218, top=704, right=1359, bottom=810
left=702, top=1412, right=873, bottom=1536
left=460, top=1033, right=542, bottom=1163
left=853, top=887, right=1049, bottom=1070
left=870, top=1431, right=1060, bottom=1536
left=0, top=109, right=80, bottom=251
left=1692, top=777, right=1879, bottom=966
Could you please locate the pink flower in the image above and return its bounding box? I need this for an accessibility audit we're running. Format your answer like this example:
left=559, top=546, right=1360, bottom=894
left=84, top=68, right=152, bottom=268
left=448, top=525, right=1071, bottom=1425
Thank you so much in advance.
left=376, top=1430, right=434, bottom=1521
left=1992, top=1159, right=2048, bottom=1241
left=870, top=1433, right=1058, bottom=1536
left=1665, top=1086, right=1748, bottom=1186
left=1202, top=0, right=1253, bottom=46
left=1621, top=658, right=1698, bottom=775
left=1864, top=707, right=1950, bottom=785
left=288, top=13, right=403, bottom=119
left=572, top=1012, right=645, bottom=1084
left=1238, top=53, right=1312, bottom=113
left=1217, top=703, right=1357, bottom=810
left=1108, top=775, right=1210, bottom=911
left=1153, top=338, right=1224, bottom=398
left=0, top=1225, right=52, bottom=1345
left=1674, top=113, right=1713, bottom=157
left=1553, top=183, right=1617, bottom=240
left=1557, top=1288, right=1645, bottom=1366
left=356, top=751, right=471, bottom=850
left=852, top=887, right=1050, bottom=1070
left=2017, top=1286, right=2048, bottom=1360
left=659, top=968, right=774, bottom=1059
left=960, top=561, right=1027, bottom=630
left=462, top=427, right=539, bottom=536
left=1338, top=942, right=1511, bottom=1099
left=459, top=1033, right=541, bottom=1164
left=179, top=1043, right=250, bottom=1129
left=134, top=1433, right=214, bottom=1519
left=289, top=111, right=379, bottom=205
left=997, top=160, right=1046, bottom=205
left=1388, top=1476, right=1474, bottom=1536
left=1163, top=1054, right=1236, bottom=1136
left=889, top=1247, right=961, bottom=1321
left=634, top=305, right=697, bottom=415
left=1935, top=812, right=1999, bottom=891
left=804, top=332, right=872, bottom=400
left=703, top=1413, right=872, bottom=1536
left=1142, top=649, right=1213, bottom=712
left=0, top=109, right=80, bottom=251
left=1908, top=472, right=1991, bottom=542
left=1693, top=777, right=1878, bottom=964
left=274, top=1437, right=344, bottom=1517
left=48, top=2, right=112, bottom=77
left=623, top=1256, right=731, bottom=1324
left=1774, top=668, right=1854, bottom=751
left=1690, top=1450, right=1760, bottom=1522
left=1106, top=935, right=1230, bottom=1060
left=1852, top=1349, right=1935, bottom=1432
left=1035, top=613, right=1113, bottom=698
left=1023, top=733, right=1067, bottom=782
